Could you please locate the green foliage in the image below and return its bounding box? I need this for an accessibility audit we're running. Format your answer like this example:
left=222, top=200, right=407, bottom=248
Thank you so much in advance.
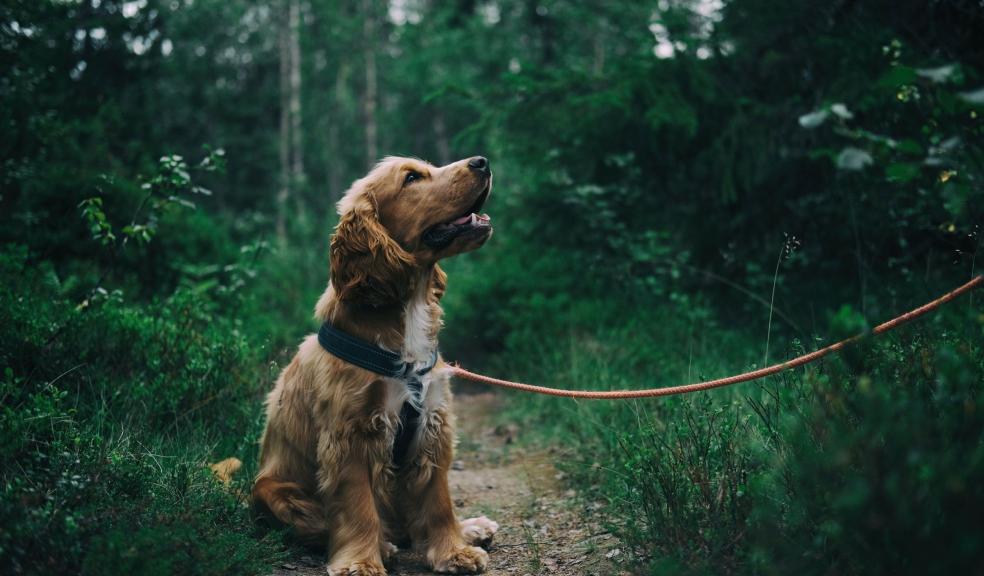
left=3, top=0, right=984, bottom=574
left=0, top=244, right=285, bottom=575
left=78, top=197, right=117, bottom=246
left=745, top=326, right=984, bottom=575
left=495, top=299, right=984, bottom=574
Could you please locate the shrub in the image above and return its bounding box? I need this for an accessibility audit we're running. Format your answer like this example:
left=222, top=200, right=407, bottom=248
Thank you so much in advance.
left=0, top=246, right=285, bottom=575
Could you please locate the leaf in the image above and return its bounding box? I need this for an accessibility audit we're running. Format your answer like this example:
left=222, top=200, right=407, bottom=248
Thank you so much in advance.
left=798, top=109, right=829, bottom=129
left=830, top=103, right=853, bottom=120
left=877, top=65, right=917, bottom=88
left=829, top=304, right=869, bottom=339
left=836, top=147, right=873, bottom=171
left=885, top=162, right=920, bottom=183
left=895, top=139, right=924, bottom=155
left=168, top=196, right=197, bottom=209
left=957, top=87, right=984, bottom=104
left=915, top=64, right=956, bottom=83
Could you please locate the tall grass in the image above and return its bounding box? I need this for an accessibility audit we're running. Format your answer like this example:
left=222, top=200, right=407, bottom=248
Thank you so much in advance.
left=468, top=291, right=984, bottom=574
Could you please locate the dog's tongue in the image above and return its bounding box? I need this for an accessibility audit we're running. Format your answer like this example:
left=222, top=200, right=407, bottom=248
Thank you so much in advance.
left=452, top=213, right=473, bottom=225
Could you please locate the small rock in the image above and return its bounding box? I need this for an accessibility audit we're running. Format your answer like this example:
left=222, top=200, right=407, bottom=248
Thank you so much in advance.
left=455, top=498, right=465, bottom=508
left=605, top=548, right=622, bottom=559
left=280, top=563, right=298, bottom=570
left=299, top=555, right=320, bottom=567
left=493, top=423, right=519, bottom=444
left=451, top=460, right=465, bottom=471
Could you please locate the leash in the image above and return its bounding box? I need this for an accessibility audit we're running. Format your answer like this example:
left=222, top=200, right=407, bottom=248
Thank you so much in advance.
left=451, top=275, right=983, bottom=399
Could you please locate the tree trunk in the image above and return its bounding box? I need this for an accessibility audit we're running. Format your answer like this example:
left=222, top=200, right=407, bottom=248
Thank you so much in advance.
left=289, top=0, right=305, bottom=189
left=328, top=61, right=350, bottom=202
left=593, top=28, right=606, bottom=75
left=362, top=0, right=378, bottom=169
left=276, top=0, right=291, bottom=245
left=434, top=111, right=450, bottom=166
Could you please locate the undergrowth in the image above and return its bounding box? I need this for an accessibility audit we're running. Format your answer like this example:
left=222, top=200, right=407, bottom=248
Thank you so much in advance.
left=0, top=244, right=290, bottom=575
left=473, top=293, right=984, bottom=575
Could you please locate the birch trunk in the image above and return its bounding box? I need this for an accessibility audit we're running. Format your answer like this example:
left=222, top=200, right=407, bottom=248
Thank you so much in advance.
left=362, top=0, right=377, bottom=169
left=276, top=0, right=291, bottom=245
left=328, top=61, right=350, bottom=201
left=289, top=0, right=305, bottom=189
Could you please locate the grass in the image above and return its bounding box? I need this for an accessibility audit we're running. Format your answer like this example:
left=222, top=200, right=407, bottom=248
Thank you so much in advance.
left=4, top=205, right=982, bottom=576
left=0, top=245, right=291, bottom=575
left=521, top=520, right=543, bottom=572
left=481, top=293, right=984, bottom=575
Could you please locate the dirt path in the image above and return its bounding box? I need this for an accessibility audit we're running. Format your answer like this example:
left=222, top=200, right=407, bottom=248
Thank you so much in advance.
left=272, top=392, right=622, bottom=576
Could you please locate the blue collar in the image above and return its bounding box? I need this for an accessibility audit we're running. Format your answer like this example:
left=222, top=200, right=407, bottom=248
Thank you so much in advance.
left=317, top=321, right=437, bottom=377
left=317, top=322, right=438, bottom=467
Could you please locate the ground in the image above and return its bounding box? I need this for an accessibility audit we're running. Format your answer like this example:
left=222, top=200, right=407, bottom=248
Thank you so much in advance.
left=271, top=391, right=624, bottom=576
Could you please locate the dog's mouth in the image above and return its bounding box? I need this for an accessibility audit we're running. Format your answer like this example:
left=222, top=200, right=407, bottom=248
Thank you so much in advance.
left=422, top=181, right=492, bottom=249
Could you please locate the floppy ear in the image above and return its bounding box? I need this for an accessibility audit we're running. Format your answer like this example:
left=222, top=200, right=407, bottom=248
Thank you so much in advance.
left=330, top=203, right=416, bottom=307
left=430, top=264, right=448, bottom=303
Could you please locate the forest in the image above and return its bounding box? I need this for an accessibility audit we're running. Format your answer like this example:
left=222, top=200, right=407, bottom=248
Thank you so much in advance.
left=2, top=0, right=983, bottom=574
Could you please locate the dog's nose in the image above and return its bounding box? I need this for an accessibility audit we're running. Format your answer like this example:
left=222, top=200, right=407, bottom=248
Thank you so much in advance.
left=468, top=156, right=490, bottom=174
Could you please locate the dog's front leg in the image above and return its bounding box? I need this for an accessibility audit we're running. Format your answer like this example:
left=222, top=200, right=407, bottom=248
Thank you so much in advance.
left=404, top=410, right=488, bottom=574
left=319, top=431, right=389, bottom=576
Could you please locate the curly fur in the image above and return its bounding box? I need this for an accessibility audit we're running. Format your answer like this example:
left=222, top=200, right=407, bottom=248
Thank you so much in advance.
left=251, top=156, right=496, bottom=575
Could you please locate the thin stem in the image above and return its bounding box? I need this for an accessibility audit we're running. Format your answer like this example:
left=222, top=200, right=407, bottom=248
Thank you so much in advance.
left=971, top=230, right=980, bottom=311
left=764, top=242, right=784, bottom=367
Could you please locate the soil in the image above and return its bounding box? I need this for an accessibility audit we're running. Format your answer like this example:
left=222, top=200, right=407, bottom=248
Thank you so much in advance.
left=270, top=392, right=625, bottom=576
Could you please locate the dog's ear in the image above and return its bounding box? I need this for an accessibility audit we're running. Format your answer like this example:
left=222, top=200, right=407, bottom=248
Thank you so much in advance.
left=430, top=264, right=447, bottom=302
left=330, top=202, right=416, bottom=307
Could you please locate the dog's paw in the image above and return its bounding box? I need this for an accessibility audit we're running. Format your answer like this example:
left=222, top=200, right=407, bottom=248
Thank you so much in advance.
left=380, top=541, right=398, bottom=564
left=432, top=545, right=489, bottom=574
left=460, top=516, right=499, bottom=549
left=326, top=560, right=387, bottom=576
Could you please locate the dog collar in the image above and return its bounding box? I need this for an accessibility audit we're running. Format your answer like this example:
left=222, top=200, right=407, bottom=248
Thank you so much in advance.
left=317, top=322, right=437, bottom=468
left=317, top=322, right=437, bottom=384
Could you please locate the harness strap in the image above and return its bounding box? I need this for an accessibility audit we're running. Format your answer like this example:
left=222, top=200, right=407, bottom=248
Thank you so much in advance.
left=317, top=322, right=438, bottom=468
left=392, top=350, right=437, bottom=467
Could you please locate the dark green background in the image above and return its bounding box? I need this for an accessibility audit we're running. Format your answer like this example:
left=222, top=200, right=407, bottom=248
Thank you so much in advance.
left=2, top=1, right=983, bottom=574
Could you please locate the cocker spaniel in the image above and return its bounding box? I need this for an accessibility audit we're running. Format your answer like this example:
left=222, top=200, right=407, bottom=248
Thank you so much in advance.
left=253, top=156, right=499, bottom=575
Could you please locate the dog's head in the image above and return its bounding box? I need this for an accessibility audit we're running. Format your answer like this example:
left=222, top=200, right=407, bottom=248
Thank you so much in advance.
left=330, top=156, right=493, bottom=306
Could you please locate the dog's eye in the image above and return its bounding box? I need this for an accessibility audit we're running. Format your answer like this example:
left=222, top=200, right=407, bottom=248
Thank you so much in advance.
left=404, top=171, right=422, bottom=186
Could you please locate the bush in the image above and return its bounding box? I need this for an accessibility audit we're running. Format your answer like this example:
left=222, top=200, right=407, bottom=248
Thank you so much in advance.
left=747, top=323, right=984, bottom=575
left=0, top=246, right=285, bottom=575
left=490, top=289, right=984, bottom=574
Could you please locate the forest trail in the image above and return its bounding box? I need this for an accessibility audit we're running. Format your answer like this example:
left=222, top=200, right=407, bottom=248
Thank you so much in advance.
left=271, top=392, right=623, bottom=576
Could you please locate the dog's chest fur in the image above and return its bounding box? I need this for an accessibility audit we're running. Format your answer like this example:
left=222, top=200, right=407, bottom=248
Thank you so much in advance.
left=382, top=273, right=446, bottom=417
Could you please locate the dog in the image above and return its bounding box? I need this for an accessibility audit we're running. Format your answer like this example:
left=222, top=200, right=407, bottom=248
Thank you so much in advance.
left=252, top=156, right=499, bottom=575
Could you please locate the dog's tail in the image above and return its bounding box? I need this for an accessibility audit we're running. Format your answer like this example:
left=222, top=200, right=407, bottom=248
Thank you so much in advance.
left=252, top=475, right=329, bottom=544
left=209, top=457, right=243, bottom=486
left=210, top=458, right=328, bottom=543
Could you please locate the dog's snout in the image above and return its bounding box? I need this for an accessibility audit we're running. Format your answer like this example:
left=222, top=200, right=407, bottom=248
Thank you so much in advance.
left=467, top=156, right=490, bottom=174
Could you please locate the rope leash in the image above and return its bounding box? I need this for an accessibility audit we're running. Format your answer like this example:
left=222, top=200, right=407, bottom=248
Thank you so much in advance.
left=451, top=275, right=983, bottom=399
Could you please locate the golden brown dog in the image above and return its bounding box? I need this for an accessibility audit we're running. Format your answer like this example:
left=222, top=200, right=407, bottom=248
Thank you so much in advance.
left=253, top=156, right=498, bottom=575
